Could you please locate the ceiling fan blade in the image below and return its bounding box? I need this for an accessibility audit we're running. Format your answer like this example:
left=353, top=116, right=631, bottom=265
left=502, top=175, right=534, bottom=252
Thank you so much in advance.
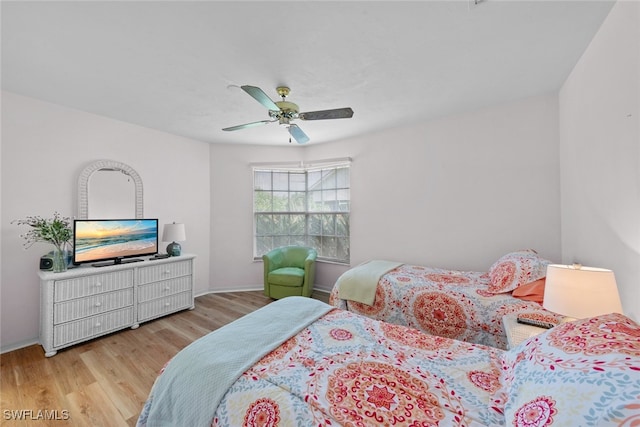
left=222, top=120, right=274, bottom=131
left=299, top=107, right=354, bottom=121
left=288, top=124, right=310, bottom=144
left=241, top=85, right=280, bottom=111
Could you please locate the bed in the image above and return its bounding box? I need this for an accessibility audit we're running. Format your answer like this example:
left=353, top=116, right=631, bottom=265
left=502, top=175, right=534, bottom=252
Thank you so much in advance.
left=329, top=250, right=560, bottom=349
left=137, top=296, right=640, bottom=427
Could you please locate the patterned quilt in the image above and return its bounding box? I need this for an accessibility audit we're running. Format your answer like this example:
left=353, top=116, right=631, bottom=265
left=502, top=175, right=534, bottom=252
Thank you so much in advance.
left=137, top=298, right=640, bottom=427
left=213, top=308, right=504, bottom=426
left=330, top=264, right=559, bottom=349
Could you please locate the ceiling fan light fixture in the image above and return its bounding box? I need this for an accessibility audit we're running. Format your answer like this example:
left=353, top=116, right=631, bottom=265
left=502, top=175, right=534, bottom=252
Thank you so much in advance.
left=275, top=100, right=299, bottom=114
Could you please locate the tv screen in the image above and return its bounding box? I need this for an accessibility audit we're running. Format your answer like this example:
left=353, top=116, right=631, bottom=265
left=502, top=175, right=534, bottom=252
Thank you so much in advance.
left=73, top=219, right=158, bottom=266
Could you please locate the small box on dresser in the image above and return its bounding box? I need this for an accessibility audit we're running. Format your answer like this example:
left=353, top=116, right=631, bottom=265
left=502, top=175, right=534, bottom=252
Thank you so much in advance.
left=39, top=254, right=195, bottom=357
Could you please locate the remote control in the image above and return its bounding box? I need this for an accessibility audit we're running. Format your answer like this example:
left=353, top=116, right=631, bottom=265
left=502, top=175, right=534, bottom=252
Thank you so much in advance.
left=516, top=317, right=556, bottom=329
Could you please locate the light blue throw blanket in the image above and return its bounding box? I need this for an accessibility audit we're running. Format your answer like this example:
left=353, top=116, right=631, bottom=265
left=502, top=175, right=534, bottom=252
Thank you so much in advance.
left=138, top=296, right=333, bottom=427
left=336, top=260, right=403, bottom=305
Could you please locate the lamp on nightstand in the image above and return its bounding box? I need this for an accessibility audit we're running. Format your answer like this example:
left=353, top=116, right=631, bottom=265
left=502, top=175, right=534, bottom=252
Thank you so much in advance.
left=163, top=222, right=186, bottom=256
left=543, top=264, right=623, bottom=321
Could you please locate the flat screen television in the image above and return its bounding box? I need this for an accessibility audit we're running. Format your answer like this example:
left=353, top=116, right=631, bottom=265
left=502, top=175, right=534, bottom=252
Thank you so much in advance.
left=73, top=219, right=158, bottom=267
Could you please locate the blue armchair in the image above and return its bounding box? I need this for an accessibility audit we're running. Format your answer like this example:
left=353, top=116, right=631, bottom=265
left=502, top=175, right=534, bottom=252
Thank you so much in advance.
left=262, top=246, right=317, bottom=299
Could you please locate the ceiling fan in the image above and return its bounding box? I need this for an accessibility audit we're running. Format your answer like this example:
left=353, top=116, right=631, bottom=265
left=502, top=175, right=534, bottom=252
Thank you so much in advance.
left=222, top=85, right=354, bottom=144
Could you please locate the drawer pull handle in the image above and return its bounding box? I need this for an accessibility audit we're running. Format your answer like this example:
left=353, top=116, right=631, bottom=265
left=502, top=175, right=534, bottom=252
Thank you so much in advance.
left=95, top=282, right=102, bottom=287
left=95, top=322, right=102, bottom=328
left=164, top=270, right=171, bottom=275
left=164, top=286, right=171, bottom=291
left=165, top=302, right=170, bottom=307
left=95, top=302, right=102, bottom=307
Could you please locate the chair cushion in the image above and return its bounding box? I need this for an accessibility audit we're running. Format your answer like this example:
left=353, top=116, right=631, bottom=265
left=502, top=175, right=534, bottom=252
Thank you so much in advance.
left=268, top=267, right=305, bottom=287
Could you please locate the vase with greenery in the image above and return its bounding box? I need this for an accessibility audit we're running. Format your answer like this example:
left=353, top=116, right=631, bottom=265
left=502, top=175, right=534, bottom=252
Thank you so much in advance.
left=13, top=212, right=73, bottom=273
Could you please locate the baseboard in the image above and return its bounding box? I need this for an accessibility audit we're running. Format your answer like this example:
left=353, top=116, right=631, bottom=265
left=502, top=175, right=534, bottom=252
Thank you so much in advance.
left=311, top=289, right=330, bottom=303
left=194, top=286, right=263, bottom=298
left=1, top=338, right=40, bottom=355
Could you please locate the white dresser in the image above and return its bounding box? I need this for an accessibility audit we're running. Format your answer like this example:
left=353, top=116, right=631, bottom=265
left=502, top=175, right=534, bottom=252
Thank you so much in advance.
left=38, top=254, right=195, bottom=357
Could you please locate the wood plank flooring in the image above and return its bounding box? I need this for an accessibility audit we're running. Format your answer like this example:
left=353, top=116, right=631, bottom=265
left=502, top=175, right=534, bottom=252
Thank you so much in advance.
left=0, top=291, right=298, bottom=427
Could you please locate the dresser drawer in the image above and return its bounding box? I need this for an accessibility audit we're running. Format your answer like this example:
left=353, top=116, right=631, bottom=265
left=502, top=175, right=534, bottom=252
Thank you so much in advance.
left=138, top=260, right=192, bottom=285
left=54, top=288, right=134, bottom=324
left=137, top=276, right=192, bottom=303
left=54, top=270, right=134, bottom=303
left=53, top=307, right=134, bottom=348
left=137, top=292, right=192, bottom=322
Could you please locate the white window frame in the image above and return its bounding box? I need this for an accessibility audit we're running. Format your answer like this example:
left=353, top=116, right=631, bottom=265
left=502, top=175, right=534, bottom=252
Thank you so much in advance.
left=252, top=158, right=351, bottom=264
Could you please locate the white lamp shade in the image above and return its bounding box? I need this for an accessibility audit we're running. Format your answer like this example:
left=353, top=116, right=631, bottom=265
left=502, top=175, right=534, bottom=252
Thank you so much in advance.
left=162, top=223, right=186, bottom=242
left=543, top=264, right=623, bottom=319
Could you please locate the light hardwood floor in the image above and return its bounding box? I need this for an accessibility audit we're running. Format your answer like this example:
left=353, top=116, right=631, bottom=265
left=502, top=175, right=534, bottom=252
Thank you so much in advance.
left=1, top=291, right=324, bottom=427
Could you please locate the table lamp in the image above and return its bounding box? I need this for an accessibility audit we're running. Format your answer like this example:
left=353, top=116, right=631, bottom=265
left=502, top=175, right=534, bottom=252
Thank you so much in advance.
left=543, top=264, right=623, bottom=321
left=163, top=222, right=186, bottom=256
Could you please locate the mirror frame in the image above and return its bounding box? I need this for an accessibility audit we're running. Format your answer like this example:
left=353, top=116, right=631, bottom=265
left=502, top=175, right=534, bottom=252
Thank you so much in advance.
left=77, top=159, right=144, bottom=219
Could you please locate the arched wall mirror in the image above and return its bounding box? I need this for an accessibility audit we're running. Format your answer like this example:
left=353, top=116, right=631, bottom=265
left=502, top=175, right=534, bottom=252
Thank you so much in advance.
left=77, top=160, right=144, bottom=219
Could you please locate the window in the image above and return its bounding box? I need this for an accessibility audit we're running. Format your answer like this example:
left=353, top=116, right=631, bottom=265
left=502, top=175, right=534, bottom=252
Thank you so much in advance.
left=253, top=161, right=350, bottom=264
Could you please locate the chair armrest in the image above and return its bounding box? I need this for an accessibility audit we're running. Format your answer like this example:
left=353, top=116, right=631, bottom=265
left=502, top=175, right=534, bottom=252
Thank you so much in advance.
left=302, top=250, right=317, bottom=294
left=263, top=251, right=282, bottom=288
left=263, top=249, right=284, bottom=272
left=304, top=252, right=317, bottom=270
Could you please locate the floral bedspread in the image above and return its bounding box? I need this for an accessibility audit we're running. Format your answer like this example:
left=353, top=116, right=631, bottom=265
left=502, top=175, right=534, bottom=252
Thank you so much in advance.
left=329, top=264, right=557, bottom=349
left=213, top=308, right=505, bottom=426
left=137, top=296, right=640, bottom=427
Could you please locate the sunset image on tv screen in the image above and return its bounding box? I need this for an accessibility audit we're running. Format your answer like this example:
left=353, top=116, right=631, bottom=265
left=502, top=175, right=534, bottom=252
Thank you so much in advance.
left=74, top=219, right=158, bottom=263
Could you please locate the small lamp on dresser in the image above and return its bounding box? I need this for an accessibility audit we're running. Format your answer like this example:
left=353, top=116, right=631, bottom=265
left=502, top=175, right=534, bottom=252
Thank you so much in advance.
left=163, top=222, right=186, bottom=256
left=543, top=263, right=623, bottom=321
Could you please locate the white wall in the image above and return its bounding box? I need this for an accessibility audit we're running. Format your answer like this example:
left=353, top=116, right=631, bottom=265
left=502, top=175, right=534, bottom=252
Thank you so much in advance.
left=314, top=94, right=562, bottom=287
left=1, top=92, right=211, bottom=351
left=559, top=0, right=640, bottom=321
left=209, top=143, right=302, bottom=291
left=209, top=94, right=562, bottom=292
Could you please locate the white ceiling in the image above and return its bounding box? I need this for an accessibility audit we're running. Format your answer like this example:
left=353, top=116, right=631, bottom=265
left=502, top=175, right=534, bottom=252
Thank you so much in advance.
left=2, top=1, right=615, bottom=146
